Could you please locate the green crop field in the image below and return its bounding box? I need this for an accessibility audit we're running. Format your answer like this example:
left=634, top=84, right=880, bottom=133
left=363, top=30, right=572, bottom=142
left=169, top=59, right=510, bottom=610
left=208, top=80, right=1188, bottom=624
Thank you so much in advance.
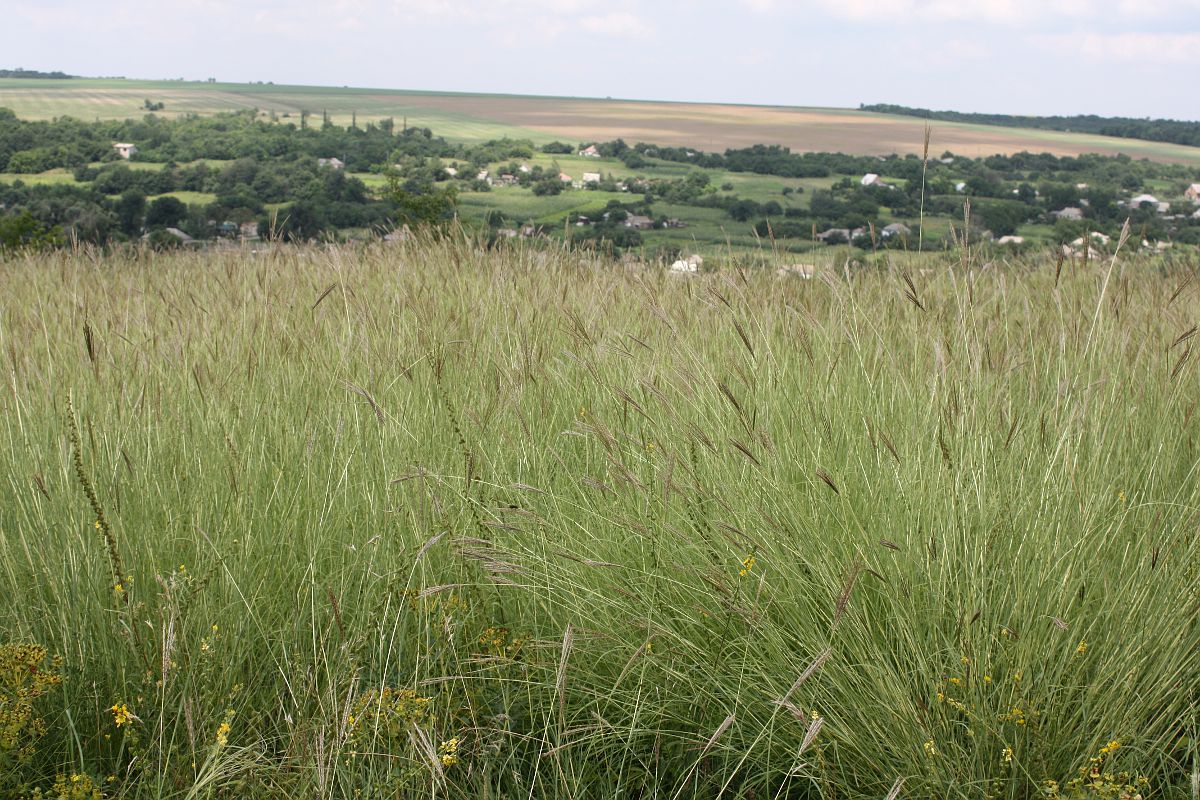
left=1, top=239, right=1197, bottom=799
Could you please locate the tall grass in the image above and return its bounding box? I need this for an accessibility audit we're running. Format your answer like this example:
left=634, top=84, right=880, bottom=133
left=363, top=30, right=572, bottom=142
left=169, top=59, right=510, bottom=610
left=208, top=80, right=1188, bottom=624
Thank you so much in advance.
left=0, top=236, right=1197, bottom=799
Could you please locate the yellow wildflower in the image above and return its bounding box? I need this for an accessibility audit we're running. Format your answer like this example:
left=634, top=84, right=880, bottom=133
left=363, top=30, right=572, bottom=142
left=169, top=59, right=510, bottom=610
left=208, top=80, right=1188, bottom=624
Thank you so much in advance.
left=438, top=737, right=459, bottom=768
left=923, top=740, right=937, bottom=757
left=1099, top=739, right=1121, bottom=755
left=1002, top=746, right=1014, bottom=765
left=1075, top=640, right=1088, bottom=656
left=738, top=555, right=756, bottom=578
left=983, top=674, right=992, bottom=684
left=215, top=708, right=235, bottom=747
left=110, top=703, right=133, bottom=727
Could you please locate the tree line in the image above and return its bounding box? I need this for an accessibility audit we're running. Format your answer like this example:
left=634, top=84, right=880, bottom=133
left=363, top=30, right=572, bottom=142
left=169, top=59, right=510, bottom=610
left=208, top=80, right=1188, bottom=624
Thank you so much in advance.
left=861, top=103, right=1200, bottom=149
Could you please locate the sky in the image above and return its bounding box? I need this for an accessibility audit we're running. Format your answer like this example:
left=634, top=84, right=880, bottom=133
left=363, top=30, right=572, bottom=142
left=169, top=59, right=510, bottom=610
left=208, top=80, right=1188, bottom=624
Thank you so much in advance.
left=4, top=0, right=1199, bottom=120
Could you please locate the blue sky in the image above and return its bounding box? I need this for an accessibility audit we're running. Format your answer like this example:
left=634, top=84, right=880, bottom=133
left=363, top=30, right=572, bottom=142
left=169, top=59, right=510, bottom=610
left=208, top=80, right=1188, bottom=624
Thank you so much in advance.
left=5, top=0, right=1199, bottom=119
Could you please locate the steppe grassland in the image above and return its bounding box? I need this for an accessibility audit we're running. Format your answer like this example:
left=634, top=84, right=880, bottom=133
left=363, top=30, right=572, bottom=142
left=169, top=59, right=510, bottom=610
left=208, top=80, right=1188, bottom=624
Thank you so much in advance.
left=1, top=238, right=1198, bottom=798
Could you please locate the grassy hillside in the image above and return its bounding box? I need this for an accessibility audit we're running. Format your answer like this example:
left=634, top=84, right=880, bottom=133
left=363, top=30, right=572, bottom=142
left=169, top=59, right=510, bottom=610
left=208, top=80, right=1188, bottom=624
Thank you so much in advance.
left=1, top=240, right=1197, bottom=798
left=4, top=77, right=1200, bottom=164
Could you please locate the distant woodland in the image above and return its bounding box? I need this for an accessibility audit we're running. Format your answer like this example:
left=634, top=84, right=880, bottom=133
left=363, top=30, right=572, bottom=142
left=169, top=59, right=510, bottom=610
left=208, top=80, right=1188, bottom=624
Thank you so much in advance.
left=861, top=104, right=1200, bottom=148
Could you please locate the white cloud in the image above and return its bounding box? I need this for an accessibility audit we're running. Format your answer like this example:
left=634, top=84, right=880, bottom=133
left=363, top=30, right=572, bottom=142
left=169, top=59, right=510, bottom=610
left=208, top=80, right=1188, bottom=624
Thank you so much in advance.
left=1032, top=31, right=1200, bottom=63
left=578, top=12, right=652, bottom=37
left=752, top=0, right=1200, bottom=25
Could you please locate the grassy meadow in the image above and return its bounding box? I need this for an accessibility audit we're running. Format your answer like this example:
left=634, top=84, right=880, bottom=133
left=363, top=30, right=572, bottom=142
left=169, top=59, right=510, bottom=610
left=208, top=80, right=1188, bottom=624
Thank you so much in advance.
left=1, top=237, right=1198, bottom=799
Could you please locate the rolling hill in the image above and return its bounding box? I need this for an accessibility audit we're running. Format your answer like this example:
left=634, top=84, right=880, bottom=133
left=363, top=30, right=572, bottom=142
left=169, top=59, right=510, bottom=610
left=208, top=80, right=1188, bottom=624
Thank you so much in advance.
left=3, top=77, right=1200, bottom=165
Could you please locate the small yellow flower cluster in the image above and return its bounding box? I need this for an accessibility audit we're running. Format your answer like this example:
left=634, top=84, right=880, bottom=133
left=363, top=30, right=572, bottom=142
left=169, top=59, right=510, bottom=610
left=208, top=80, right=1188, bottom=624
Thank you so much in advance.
left=214, top=708, right=235, bottom=747
left=1043, top=741, right=1148, bottom=799
left=109, top=704, right=133, bottom=728
left=1001, top=746, right=1014, bottom=765
left=738, top=554, right=756, bottom=578
left=999, top=706, right=1028, bottom=726
left=438, top=737, right=459, bottom=768
left=30, top=773, right=105, bottom=800
left=0, top=643, right=63, bottom=763
left=923, top=740, right=937, bottom=757
left=346, top=687, right=432, bottom=743
left=1075, top=640, right=1088, bottom=656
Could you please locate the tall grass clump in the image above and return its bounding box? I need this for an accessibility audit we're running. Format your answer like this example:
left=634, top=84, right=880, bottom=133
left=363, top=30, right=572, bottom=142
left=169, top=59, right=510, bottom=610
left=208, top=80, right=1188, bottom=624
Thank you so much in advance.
left=0, top=234, right=1197, bottom=798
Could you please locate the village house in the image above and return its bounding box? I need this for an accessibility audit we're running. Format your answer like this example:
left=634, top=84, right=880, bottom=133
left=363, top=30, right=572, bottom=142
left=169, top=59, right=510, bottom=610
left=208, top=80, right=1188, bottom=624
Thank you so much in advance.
left=1127, top=193, right=1169, bottom=214
left=559, top=172, right=573, bottom=183
left=664, top=218, right=687, bottom=229
left=775, top=264, right=816, bottom=279
left=1051, top=207, right=1084, bottom=221
left=669, top=254, right=704, bottom=273
left=861, top=173, right=881, bottom=187
left=1185, top=183, right=1200, bottom=204
left=496, top=173, right=518, bottom=187
left=881, top=222, right=911, bottom=240
left=383, top=226, right=410, bottom=243
left=582, top=172, right=601, bottom=184
left=443, top=166, right=458, bottom=177
left=113, top=143, right=138, bottom=159
left=317, top=157, right=345, bottom=170
left=625, top=214, right=653, bottom=230
left=996, top=235, right=1025, bottom=246
left=579, top=145, right=601, bottom=158
left=518, top=164, right=531, bottom=174
left=239, top=221, right=260, bottom=240
left=816, top=228, right=850, bottom=244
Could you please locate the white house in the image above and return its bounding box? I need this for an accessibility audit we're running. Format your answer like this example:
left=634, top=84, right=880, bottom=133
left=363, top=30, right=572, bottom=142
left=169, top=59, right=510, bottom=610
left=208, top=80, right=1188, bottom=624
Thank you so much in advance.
left=582, top=172, right=601, bottom=184
left=579, top=145, right=601, bottom=158
left=1129, top=193, right=1169, bottom=214
left=861, top=173, right=881, bottom=187
left=669, top=254, right=703, bottom=273
left=113, top=143, right=138, bottom=159
left=1185, top=183, right=1200, bottom=204
left=317, top=157, right=345, bottom=170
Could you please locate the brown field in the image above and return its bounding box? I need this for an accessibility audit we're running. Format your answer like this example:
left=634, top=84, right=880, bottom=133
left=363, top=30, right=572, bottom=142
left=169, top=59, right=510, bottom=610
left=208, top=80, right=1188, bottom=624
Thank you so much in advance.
left=405, top=95, right=1200, bottom=163
left=4, top=78, right=1200, bottom=164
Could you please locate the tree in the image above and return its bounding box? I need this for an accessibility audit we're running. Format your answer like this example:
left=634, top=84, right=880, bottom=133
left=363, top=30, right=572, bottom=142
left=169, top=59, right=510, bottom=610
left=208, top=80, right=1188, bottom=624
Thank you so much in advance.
left=276, top=201, right=327, bottom=241
left=0, top=211, right=63, bottom=251
left=114, top=189, right=146, bottom=236
left=145, top=196, right=188, bottom=229
left=385, top=174, right=457, bottom=228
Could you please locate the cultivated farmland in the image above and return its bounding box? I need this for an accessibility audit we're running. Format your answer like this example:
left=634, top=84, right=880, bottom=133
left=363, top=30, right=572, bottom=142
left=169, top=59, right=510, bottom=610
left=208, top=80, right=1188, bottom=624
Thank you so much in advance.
left=4, top=77, right=1200, bottom=164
